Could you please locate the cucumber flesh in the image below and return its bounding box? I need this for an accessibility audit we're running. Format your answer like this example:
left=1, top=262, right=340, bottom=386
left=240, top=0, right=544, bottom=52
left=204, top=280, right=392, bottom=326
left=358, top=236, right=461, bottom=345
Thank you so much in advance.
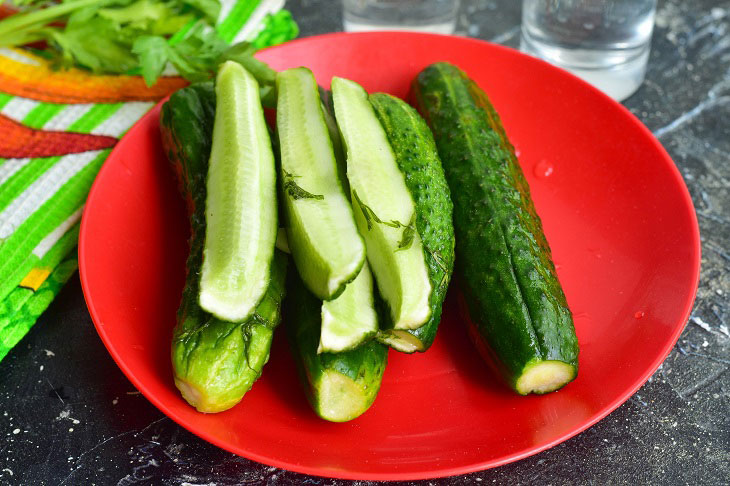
left=376, top=329, right=423, bottom=353
left=275, top=227, right=290, bottom=253
left=199, top=61, right=277, bottom=322
left=331, top=77, right=432, bottom=330
left=516, top=361, right=576, bottom=395
left=317, top=370, right=374, bottom=422
left=319, top=263, right=378, bottom=353
left=276, top=68, right=365, bottom=300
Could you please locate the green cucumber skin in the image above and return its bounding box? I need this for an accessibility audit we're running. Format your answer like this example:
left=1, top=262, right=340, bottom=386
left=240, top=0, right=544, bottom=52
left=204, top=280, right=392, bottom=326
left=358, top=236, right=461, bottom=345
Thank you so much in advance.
left=369, top=93, right=455, bottom=352
left=160, top=84, right=287, bottom=413
left=413, top=62, right=578, bottom=391
left=285, top=272, right=388, bottom=421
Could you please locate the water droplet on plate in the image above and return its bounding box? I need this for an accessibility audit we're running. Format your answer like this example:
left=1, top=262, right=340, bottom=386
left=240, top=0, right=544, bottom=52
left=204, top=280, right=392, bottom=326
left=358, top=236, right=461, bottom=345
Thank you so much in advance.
left=533, top=160, right=554, bottom=178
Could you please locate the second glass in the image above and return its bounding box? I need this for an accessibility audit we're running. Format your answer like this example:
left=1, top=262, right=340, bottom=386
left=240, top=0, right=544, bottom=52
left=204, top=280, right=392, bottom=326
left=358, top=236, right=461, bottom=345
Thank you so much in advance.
left=342, top=0, right=460, bottom=35
left=520, top=0, right=657, bottom=101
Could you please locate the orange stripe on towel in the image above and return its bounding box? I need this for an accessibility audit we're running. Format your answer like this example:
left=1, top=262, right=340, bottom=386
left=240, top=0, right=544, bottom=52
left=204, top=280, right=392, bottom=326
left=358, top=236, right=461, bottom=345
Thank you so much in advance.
left=0, top=48, right=188, bottom=104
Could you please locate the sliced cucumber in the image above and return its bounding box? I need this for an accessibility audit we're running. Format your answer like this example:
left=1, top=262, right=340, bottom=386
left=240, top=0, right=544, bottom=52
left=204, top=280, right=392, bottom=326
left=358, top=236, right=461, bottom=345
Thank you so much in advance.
left=319, top=263, right=378, bottom=353
left=370, top=92, right=455, bottom=353
left=286, top=271, right=388, bottom=422
left=331, top=77, right=431, bottom=330
left=276, top=68, right=366, bottom=300
left=199, top=61, right=277, bottom=322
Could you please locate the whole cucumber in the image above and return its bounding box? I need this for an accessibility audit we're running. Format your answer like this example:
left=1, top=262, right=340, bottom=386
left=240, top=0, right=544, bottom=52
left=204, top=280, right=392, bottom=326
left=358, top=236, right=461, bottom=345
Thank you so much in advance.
left=369, top=93, right=455, bottom=353
left=413, top=62, right=579, bottom=394
left=160, top=83, right=287, bottom=413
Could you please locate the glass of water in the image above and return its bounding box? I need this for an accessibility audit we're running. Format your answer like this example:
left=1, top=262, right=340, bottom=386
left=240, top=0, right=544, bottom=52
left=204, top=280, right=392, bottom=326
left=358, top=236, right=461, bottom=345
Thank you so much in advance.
left=520, top=0, right=657, bottom=101
left=342, top=0, right=460, bottom=35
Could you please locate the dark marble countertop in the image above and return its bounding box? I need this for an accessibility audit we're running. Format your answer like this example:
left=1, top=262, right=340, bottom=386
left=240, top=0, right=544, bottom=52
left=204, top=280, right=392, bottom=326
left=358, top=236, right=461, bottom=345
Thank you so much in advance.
left=1, top=0, right=728, bottom=484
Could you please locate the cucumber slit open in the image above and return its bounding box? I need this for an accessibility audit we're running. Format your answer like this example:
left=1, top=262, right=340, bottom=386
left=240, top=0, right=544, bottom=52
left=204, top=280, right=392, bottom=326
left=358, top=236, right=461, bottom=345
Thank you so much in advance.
left=276, top=67, right=365, bottom=301
left=286, top=271, right=387, bottom=423
left=319, top=263, right=378, bottom=353
left=199, top=61, right=277, bottom=322
left=331, top=76, right=432, bottom=331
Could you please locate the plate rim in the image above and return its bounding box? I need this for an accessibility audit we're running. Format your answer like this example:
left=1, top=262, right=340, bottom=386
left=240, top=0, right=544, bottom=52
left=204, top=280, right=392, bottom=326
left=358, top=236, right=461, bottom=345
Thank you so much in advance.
left=78, top=31, right=701, bottom=480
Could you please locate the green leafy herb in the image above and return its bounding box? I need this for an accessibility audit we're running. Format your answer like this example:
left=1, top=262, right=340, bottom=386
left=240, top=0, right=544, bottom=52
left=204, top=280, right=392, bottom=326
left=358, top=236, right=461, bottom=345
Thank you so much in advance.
left=352, top=190, right=416, bottom=251
left=283, top=170, right=324, bottom=201
left=219, top=41, right=278, bottom=106
left=428, top=249, right=449, bottom=292
left=396, top=220, right=416, bottom=251
left=0, top=0, right=289, bottom=87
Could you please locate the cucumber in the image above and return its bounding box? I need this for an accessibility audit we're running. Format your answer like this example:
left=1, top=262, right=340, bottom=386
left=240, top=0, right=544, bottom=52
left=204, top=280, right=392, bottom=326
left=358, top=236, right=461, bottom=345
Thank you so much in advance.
left=172, top=252, right=287, bottom=413
left=160, top=82, right=287, bottom=413
left=276, top=67, right=365, bottom=300
left=319, top=262, right=378, bottom=353
left=199, top=60, right=277, bottom=322
left=285, top=271, right=388, bottom=422
left=413, top=62, right=579, bottom=394
left=331, top=77, right=432, bottom=331
left=369, top=93, right=455, bottom=353
left=319, top=88, right=349, bottom=195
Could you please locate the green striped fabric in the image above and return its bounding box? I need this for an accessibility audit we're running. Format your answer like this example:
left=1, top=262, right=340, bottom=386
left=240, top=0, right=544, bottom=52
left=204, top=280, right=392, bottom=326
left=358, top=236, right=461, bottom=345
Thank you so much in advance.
left=0, top=0, right=298, bottom=363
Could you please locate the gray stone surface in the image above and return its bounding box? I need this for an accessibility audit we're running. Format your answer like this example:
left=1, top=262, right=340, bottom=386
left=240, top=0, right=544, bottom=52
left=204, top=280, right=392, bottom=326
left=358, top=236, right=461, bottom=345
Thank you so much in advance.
left=0, top=0, right=728, bottom=484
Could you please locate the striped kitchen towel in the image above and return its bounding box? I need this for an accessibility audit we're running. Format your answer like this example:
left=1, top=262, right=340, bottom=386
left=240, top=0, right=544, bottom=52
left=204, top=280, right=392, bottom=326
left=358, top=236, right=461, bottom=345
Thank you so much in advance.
left=0, top=0, right=298, bottom=363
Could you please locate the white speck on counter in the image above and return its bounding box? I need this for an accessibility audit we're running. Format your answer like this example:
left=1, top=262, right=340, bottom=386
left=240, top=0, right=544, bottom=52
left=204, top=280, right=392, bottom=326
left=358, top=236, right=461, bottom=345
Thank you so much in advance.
left=68, top=427, right=74, bottom=432
left=691, top=316, right=713, bottom=332
left=112, top=398, right=118, bottom=405
left=719, top=325, right=729, bottom=338
left=43, top=349, right=55, bottom=357
left=12, top=429, right=19, bottom=435
left=702, top=340, right=709, bottom=347
left=1, top=469, right=12, bottom=476
left=56, top=407, right=82, bottom=426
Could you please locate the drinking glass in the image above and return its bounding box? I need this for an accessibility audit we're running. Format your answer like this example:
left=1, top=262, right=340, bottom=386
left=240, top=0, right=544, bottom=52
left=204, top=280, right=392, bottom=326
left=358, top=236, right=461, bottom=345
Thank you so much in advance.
left=342, top=0, right=461, bottom=35
left=520, top=0, right=657, bottom=101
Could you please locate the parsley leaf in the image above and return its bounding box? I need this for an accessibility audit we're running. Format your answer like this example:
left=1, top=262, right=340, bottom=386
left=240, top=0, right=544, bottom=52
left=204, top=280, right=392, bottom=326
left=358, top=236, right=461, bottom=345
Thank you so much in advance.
left=282, top=170, right=324, bottom=201
left=397, top=222, right=416, bottom=251
left=0, top=0, right=285, bottom=87
left=352, top=190, right=417, bottom=251
left=132, top=35, right=168, bottom=86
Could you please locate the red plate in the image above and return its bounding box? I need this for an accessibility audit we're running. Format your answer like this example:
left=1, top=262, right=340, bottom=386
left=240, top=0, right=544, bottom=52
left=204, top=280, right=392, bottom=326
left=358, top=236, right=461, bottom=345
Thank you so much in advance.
left=79, top=32, right=700, bottom=480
